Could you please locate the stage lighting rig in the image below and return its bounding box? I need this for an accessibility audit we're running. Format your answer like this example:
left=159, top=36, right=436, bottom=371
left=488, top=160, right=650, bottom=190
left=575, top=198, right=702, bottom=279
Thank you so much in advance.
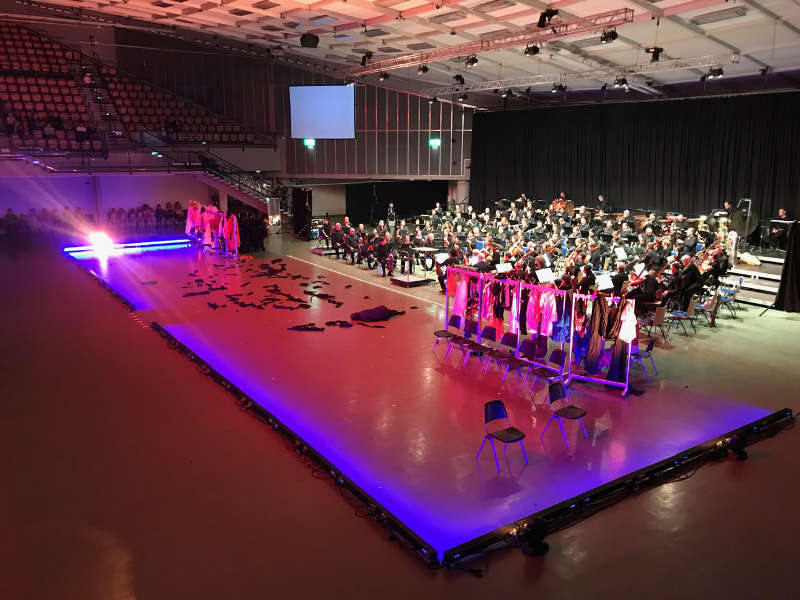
left=537, top=8, right=559, bottom=28
left=418, top=64, right=429, bottom=75
left=457, top=91, right=468, bottom=102
left=716, top=434, right=748, bottom=461
left=551, top=83, right=566, bottom=93
left=501, top=88, right=512, bottom=98
left=707, top=66, right=724, bottom=79
left=428, top=96, right=439, bottom=104
left=453, top=74, right=465, bottom=84
left=360, top=51, right=373, bottom=67
left=646, top=46, right=663, bottom=63
left=378, top=72, right=389, bottom=81
left=465, top=55, right=479, bottom=67
left=519, top=519, right=550, bottom=556
left=524, top=44, right=540, bottom=56
left=613, top=76, right=627, bottom=88
left=600, top=29, right=617, bottom=44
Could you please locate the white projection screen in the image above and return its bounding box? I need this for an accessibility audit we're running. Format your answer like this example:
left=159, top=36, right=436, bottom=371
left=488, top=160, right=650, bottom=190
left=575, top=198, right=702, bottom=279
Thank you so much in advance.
left=289, top=85, right=355, bottom=139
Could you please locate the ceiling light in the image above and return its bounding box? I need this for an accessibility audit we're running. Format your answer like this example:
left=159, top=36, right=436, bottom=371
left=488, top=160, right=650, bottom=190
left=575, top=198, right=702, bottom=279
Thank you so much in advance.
left=501, top=89, right=512, bottom=98
left=379, top=72, right=389, bottom=81
left=613, top=76, right=627, bottom=88
left=552, top=83, right=566, bottom=94
left=707, top=66, right=724, bottom=79
left=524, top=45, right=540, bottom=56
left=458, top=91, right=468, bottom=102
left=600, top=29, right=617, bottom=44
left=428, top=96, right=438, bottom=104
left=344, top=79, right=355, bottom=86
left=465, top=55, right=479, bottom=67
left=453, top=74, right=465, bottom=84
left=418, top=64, right=429, bottom=75
left=537, top=9, right=558, bottom=28
left=646, top=46, right=663, bottom=63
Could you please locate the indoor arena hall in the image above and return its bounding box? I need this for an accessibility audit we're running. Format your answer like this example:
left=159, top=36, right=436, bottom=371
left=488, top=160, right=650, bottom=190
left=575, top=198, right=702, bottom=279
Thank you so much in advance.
left=2, top=2, right=800, bottom=599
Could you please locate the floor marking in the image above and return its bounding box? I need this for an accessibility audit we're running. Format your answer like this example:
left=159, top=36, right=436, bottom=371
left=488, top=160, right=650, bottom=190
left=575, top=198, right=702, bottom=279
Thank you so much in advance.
left=285, top=255, right=446, bottom=307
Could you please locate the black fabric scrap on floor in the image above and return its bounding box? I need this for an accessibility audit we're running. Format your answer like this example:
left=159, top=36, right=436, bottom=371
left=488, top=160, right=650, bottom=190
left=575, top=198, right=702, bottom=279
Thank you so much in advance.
left=140, top=281, right=158, bottom=286
left=355, top=322, right=385, bottom=329
left=183, top=290, right=211, bottom=297
left=240, top=282, right=250, bottom=287
left=350, top=306, right=405, bottom=322
left=325, top=320, right=353, bottom=328
left=288, top=323, right=324, bottom=332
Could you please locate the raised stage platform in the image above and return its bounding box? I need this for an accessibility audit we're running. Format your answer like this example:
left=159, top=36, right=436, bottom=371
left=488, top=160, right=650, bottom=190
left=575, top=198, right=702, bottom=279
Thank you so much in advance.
left=67, top=244, right=778, bottom=563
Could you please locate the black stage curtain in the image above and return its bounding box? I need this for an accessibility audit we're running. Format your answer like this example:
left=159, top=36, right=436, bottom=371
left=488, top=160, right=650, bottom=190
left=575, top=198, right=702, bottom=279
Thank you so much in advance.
left=292, top=187, right=312, bottom=239
left=774, top=221, right=800, bottom=312
left=345, top=181, right=448, bottom=227
left=470, top=92, right=800, bottom=218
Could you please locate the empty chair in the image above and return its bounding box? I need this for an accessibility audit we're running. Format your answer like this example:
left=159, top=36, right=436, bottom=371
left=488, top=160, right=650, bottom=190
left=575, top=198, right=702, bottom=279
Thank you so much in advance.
left=540, top=380, right=588, bottom=448
left=462, top=326, right=496, bottom=369
left=432, top=314, right=462, bottom=353
left=451, top=320, right=479, bottom=361
left=482, top=331, right=519, bottom=373
left=667, top=297, right=698, bottom=336
left=694, top=291, right=719, bottom=326
left=476, top=400, right=527, bottom=472
left=645, top=305, right=668, bottom=342
left=629, top=338, right=658, bottom=380
left=528, top=348, right=568, bottom=392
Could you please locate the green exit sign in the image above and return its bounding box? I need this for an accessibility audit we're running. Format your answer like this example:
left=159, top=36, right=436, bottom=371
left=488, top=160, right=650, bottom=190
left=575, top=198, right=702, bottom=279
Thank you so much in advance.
left=428, top=138, right=441, bottom=149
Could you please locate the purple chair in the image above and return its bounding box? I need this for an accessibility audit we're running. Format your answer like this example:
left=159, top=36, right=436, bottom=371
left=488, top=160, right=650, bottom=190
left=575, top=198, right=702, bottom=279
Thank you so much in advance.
left=476, top=400, right=528, bottom=472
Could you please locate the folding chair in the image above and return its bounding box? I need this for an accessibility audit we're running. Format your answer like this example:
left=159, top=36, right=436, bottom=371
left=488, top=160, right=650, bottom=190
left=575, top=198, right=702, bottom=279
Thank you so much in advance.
left=528, top=348, right=568, bottom=392
left=476, top=400, right=527, bottom=472
left=432, top=314, right=461, bottom=353
left=540, top=380, right=588, bottom=448
left=667, top=297, right=698, bottom=336
left=645, top=305, right=668, bottom=342
left=629, top=338, right=658, bottom=380
left=482, top=331, right=519, bottom=373
left=462, top=326, right=496, bottom=369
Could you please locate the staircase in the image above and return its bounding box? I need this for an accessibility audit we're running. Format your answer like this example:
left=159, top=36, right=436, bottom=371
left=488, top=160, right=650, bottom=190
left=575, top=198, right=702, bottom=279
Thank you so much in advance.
left=722, top=255, right=784, bottom=307
left=75, top=64, right=132, bottom=151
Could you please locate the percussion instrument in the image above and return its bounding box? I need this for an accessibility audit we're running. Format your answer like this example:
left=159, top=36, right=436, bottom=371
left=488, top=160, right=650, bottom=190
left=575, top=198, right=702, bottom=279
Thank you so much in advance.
left=729, top=206, right=759, bottom=236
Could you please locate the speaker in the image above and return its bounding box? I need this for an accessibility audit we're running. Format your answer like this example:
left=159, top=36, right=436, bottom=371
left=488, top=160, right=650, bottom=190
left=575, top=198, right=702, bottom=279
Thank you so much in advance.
left=300, top=33, right=319, bottom=48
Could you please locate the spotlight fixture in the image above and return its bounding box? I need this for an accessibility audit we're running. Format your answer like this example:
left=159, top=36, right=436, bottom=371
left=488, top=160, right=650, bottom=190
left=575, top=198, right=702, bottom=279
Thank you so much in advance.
left=344, top=79, right=355, bottom=86
left=428, top=96, right=439, bottom=104
left=457, top=91, right=468, bottom=102
left=360, top=51, right=373, bottom=67
left=613, top=76, right=627, bottom=88
left=537, top=8, right=558, bottom=28
left=453, top=74, right=465, bottom=85
left=378, top=72, right=389, bottom=81
left=524, top=44, right=540, bottom=56
left=645, top=46, right=663, bottom=63
left=707, top=66, right=724, bottom=79
left=418, top=64, right=429, bottom=75
left=465, top=55, right=479, bottom=67
left=600, top=29, right=617, bottom=44
left=501, top=88, right=513, bottom=98
left=551, top=83, right=566, bottom=94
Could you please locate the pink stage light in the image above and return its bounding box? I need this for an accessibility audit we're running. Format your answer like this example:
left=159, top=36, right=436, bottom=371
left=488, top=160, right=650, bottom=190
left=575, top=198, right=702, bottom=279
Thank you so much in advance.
left=88, top=231, right=115, bottom=255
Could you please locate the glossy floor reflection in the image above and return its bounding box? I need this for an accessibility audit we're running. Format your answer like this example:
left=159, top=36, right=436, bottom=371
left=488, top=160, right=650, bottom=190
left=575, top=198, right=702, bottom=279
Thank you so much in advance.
left=70, top=245, right=774, bottom=557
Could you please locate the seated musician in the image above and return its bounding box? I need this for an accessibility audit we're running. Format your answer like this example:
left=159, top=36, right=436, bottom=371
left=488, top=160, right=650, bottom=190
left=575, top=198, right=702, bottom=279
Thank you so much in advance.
left=678, top=254, right=703, bottom=310
left=627, top=268, right=659, bottom=303
left=320, top=218, right=332, bottom=247
left=610, top=263, right=627, bottom=297
left=679, top=227, right=698, bottom=256
left=706, top=249, right=730, bottom=286
left=343, top=227, right=359, bottom=264
left=331, top=222, right=345, bottom=259
left=771, top=208, right=790, bottom=250
left=396, top=219, right=409, bottom=240
left=644, top=227, right=656, bottom=244
left=373, top=236, right=394, bottom=277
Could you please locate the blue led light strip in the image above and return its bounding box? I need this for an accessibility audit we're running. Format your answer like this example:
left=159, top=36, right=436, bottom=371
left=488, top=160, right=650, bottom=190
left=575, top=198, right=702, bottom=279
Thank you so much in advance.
left=63, top=239, right=191, bottom=252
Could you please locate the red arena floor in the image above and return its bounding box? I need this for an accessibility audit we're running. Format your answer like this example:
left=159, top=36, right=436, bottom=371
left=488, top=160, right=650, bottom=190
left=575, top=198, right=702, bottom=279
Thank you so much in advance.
left=66, top=243, right=776, bottom=560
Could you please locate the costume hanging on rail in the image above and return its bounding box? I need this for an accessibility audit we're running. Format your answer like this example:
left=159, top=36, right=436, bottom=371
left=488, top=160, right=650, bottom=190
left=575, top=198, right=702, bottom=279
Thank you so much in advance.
left=510, top=291, right=519, bottom=335
left=585, top=295, right=610, bottom=374
left=519, top=288, right=530, bottom=335
left=538, top=290, right=558, bottom=337
left=452, top=275, right=469, bottom=318
left=572, top=297, right=590, bottom=365
left=551, top=291, right=572, bottom=343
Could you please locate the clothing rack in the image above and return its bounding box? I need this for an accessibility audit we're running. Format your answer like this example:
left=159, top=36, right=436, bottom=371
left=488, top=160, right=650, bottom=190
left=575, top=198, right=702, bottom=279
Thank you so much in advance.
left=444, top=266, right=574, bottom=374
left=565, top=292, right=634, bottom=397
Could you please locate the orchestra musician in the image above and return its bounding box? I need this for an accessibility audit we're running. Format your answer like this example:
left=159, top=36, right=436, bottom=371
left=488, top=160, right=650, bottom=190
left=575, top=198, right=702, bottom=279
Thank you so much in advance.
left=771, top=208, right=790, bottom=250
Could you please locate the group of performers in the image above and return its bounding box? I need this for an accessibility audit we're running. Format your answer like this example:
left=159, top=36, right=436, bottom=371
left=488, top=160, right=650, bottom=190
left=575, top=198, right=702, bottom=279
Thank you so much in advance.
left=185, top=200, right=240, bottom=256
left=319, top=194, right=741, bottom=314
